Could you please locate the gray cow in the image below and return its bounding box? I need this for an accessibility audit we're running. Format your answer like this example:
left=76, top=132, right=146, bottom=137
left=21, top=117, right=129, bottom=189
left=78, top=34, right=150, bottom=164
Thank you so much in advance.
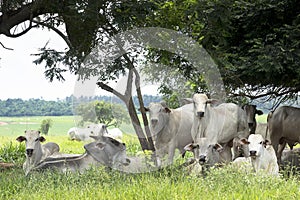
left=16, top=130, right=60, bottom=175
left=268, top=106, right=300, bottom=163
left=145, top=102, right=194, bottom=166
left=281, top=148, right=300, bottom=172
left=242, top=104, right=263, bottom=134
left=33, top=135, right=130, bottom=173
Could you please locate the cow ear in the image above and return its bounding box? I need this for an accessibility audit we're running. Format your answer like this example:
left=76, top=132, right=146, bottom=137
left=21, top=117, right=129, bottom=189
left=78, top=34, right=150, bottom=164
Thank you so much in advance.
left=214, top=143, right=224, bottom=152
left=182, top=143, right=193, bottom=158
left=164, top=107, right=171, bottom=113
left=240, top=138, right=250, bottom=145
left=263, top=140, right=271, bottom=147
left=256, top=110, right=263, bottom=115
left=16, top=136, right=26, bottom=142
left=39, top=136, right=46, bottom=143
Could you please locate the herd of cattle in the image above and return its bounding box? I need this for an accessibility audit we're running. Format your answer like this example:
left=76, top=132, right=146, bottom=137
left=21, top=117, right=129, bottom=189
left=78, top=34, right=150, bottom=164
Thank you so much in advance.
left=14, top=93, right=300, bottom=176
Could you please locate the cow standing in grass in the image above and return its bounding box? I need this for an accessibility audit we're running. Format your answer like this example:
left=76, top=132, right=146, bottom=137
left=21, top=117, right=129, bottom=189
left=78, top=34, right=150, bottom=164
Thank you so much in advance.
left=144, top=102, right=194, bottom=166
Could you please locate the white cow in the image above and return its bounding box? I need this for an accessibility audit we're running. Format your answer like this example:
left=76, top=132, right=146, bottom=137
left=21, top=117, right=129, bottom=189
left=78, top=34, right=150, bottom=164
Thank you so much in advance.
left=16, top=130, right=60, bottom=175
left=245, top=134, right=279, bottom=176
left=105, top=128, right=123, bottom=141
left=145, top=102, right=194, bottom=166
left=68, top=123, right=108, bottom=141
left=183, top=137, right=232, bottom=169
left=187, top=93, right=250, bottom=160
left=34, top=135, right=130, bottom=173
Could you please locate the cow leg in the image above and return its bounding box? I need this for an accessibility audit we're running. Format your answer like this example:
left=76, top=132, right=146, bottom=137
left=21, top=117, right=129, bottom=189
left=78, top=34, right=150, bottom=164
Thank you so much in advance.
left=167, top=143, right=176, bottom=165
left=272, top=141, right=281, bottom=164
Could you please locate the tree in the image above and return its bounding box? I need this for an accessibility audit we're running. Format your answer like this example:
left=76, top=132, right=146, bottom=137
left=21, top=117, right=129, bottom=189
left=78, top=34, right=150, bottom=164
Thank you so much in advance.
left=75, top=100, right=130, bottom=127
left=145, top=0, right=300, bottom=108
left=0, top=0, right=157, bottom=152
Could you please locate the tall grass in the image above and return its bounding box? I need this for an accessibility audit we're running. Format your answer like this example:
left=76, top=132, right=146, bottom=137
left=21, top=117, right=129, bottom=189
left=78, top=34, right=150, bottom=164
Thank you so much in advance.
left=1, top=164, right=299, bottom=200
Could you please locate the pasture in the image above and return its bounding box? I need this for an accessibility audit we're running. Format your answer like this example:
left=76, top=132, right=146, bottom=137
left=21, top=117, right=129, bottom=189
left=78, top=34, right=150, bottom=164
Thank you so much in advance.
left=1, top=115, right=300, bottom=200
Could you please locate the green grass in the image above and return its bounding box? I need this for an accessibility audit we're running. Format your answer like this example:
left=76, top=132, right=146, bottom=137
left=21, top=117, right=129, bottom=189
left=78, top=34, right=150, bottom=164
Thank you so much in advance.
left=0, top=162, right=299, bottom=200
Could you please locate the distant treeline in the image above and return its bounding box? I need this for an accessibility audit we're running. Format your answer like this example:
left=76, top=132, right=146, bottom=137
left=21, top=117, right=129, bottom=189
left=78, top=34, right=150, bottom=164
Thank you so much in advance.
left=0, top=95, right=161, bottom=117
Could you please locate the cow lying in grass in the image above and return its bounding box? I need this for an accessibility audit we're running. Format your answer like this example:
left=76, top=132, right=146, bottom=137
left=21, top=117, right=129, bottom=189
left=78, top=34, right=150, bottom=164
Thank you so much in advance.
left=33, top=135, right=130, bottom=173
left=68, top=123, right=108, bottom=141
left=234, top=134, right=279, bottom=176
left=16, top=130, right=60, bottom=175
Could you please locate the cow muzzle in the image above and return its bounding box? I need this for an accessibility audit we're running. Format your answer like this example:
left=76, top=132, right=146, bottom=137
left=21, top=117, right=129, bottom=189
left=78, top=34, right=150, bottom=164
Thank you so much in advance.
left=151, top=119, right=158, bottom=127
left=197, top=112, right=205, bottom=118
left=26, top=149, right=34, bottom=157
left=199, top=155, right=206, bottom=165
left=249, top=150, right=257, bottom=157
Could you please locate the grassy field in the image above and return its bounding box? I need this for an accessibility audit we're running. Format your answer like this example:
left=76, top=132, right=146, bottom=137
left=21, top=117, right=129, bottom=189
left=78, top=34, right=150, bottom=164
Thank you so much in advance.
left=1, top=115, right=300, bottom=200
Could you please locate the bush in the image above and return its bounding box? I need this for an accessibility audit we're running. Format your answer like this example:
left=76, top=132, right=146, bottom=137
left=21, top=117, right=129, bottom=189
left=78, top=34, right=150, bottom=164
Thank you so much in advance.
left=0, top=142, right=25, bottom=164
left=39, top=118, right=53, bottom=135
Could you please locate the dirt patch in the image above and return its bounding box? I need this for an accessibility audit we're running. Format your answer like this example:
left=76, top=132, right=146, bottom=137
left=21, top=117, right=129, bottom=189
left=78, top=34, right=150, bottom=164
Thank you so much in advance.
left=0, top=122, right=8, bottom=126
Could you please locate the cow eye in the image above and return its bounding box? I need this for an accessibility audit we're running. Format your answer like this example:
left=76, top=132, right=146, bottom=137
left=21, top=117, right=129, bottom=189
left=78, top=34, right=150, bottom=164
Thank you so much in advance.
left=35, top=138, right=39, bottom=142
left=109, top=138, right=120, bottom=146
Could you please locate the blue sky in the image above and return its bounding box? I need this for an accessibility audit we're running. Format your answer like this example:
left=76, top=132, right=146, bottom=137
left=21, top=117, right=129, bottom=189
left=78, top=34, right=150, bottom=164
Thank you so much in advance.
left=0, top=29, right=159, bottom=100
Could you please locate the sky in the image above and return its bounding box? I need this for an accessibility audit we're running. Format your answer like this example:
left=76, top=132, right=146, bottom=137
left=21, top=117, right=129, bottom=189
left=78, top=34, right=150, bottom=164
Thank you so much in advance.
left=0, top=29, right=159, bottom=101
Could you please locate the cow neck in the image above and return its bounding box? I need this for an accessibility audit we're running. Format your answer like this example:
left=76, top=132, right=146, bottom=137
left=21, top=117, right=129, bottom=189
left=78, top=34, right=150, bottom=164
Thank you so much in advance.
left=156, top=112, right=172, bottom=142
left=32, top=142, right=43, bottom=166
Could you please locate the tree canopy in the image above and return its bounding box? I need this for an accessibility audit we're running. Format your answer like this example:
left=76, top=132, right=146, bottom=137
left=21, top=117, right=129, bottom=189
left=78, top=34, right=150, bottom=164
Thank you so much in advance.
left=1, top=0, right=299, bottom=108
left=146, top=0, right=300, bottom=107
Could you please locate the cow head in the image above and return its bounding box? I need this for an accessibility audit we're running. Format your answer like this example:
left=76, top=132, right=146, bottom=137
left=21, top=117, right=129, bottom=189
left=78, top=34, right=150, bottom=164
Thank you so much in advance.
left=247, top=134, right=271, bottom=158
left=183, top=138, right=223, bottom=166
left=192, top=93, right=218, bottom=118
left=242, top=104, right=263, bottom=134
left=144, top=102, right=171, bottom=136
left=87, top=136, right=130, bottom=168
left=16, top=130, right=45, bottom=157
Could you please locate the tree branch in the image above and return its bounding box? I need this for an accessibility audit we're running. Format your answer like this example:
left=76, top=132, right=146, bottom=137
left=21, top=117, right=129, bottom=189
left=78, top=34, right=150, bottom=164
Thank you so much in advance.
left=32, top=19, right=72, bottom=48
left=0, top=41, right=13, bottom=50
left=96, top=82, right=126, bottom=102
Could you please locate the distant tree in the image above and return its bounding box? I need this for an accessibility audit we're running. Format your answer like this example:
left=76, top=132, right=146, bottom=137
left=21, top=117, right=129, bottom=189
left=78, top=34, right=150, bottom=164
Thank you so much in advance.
left=39, top=118, right=53, bottom=135
left=75, top=101, right=130, bottom=127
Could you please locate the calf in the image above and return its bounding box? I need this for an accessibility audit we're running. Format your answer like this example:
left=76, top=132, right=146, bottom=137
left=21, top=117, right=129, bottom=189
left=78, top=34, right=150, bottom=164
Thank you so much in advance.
left=246, top=134, right=279, bottom=176
left=16, top=130, right=60, bottom=175
left=183, top=137, right=232, bottom=169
